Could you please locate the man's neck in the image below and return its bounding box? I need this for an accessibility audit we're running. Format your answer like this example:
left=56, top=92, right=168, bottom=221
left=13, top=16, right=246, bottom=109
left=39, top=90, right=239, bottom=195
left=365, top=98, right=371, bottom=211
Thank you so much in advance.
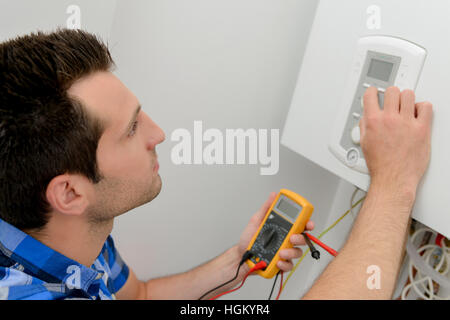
left=25, top=215, right=114, bottom=268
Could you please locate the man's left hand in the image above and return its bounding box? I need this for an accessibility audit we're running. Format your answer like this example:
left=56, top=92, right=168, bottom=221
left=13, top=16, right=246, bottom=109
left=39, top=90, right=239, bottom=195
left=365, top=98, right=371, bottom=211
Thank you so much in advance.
left=238, top=192, right=315, bottom=272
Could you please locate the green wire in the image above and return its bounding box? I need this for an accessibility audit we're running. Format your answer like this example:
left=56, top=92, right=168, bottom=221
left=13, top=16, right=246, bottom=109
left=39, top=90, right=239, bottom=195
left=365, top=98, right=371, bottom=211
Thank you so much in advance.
left=280, top=195, right=367, bottom=293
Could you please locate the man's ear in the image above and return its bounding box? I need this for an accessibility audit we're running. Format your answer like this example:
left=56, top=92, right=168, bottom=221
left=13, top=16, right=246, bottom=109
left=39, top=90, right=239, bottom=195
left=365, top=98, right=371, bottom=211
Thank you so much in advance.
left=45, top=174, right=91, bottom=216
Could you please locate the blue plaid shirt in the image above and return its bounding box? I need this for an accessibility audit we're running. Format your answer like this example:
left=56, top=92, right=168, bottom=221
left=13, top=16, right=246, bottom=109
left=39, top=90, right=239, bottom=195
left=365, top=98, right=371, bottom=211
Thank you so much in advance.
left=0, top=218, right=129, bottom=300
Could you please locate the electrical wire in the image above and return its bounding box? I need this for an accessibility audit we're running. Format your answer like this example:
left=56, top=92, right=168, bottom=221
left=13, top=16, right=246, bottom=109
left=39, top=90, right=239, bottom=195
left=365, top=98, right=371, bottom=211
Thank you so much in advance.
left=275, top=271, right=283, bottom=300
left=198, top=250, right=253, bottom=300
left=280, top=193, right=366, bottom=295
left=349, top=187, right=362, bottom=219
left=268, top=271, right=280, bottom=300
left=209, top=261, right=267, bottom=300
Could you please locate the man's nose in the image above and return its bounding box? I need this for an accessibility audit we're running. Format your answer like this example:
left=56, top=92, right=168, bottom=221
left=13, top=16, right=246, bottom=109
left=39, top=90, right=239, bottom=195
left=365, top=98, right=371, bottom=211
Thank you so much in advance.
left=146, top=122, right=165, bottom=151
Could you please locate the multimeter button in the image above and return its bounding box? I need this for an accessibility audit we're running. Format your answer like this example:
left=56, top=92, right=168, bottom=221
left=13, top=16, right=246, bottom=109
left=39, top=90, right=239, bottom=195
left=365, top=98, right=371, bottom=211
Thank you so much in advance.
left=377, top=87, right=386, bottom=93
left=351, top=126, right=360, bottom=145
left=363, top=83, right=371, bottom=88
left=352, top=112, right=361, bottom=119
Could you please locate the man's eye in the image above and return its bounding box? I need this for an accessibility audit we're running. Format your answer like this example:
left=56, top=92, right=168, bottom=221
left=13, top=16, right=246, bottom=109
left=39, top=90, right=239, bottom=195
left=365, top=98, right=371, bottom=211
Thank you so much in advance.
left=129, top=121, right=138, bottom=137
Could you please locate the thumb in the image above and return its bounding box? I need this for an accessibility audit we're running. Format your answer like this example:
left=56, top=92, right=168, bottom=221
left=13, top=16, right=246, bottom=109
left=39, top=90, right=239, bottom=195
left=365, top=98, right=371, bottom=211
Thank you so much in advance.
left=254, top=192, right=277, bottom=222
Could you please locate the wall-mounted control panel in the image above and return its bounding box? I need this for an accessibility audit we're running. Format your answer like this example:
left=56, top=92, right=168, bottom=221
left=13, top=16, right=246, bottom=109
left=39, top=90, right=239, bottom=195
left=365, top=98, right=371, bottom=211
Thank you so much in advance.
left=329, top=35, right=427, bottom=173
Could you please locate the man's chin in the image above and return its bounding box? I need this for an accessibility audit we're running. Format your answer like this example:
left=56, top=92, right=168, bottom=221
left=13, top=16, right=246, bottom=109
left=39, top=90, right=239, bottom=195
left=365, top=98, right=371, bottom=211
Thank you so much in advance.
left=143, top=174, right=162, bottom=205
left=152, top=174, right=162, bottom=200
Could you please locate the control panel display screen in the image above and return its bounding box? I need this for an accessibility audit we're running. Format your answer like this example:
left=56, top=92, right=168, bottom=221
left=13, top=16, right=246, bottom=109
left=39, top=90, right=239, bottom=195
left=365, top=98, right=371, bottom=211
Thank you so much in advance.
left=277, top=198, right=301, bottom=220
left=367, top=58, right=394, bottom=81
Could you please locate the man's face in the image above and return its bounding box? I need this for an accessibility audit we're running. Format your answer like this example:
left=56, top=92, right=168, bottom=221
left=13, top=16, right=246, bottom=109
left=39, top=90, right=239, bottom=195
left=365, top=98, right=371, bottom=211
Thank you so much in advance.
left=68, top=71, right=165, bottom=223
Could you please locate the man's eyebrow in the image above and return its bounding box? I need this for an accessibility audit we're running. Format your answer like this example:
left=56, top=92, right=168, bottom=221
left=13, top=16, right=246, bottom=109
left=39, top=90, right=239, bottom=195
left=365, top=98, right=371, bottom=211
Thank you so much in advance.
left=123, top=105, right=141, bottom=136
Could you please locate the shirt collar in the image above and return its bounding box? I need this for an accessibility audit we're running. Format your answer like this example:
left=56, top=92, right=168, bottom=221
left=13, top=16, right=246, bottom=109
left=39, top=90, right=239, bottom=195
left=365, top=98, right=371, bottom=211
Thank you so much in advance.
left=0, top=217, right=103, bottom=292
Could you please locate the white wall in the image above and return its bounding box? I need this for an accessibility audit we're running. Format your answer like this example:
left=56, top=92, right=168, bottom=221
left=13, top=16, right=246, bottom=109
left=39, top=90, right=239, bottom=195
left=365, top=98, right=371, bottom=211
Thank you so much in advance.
left=0, top=0, right=117, bottom=41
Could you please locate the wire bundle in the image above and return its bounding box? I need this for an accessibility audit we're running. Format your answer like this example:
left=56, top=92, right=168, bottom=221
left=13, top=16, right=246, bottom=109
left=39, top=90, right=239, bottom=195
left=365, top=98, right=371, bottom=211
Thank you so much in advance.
left=401, top=227, right=450, bottom=300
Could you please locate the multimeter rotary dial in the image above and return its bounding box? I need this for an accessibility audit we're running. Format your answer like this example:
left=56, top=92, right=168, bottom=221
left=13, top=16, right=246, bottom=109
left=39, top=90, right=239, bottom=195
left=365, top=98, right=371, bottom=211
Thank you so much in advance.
left=252, top=222, right=287, bottom=260
left=261, top=227, right=279, bottom=250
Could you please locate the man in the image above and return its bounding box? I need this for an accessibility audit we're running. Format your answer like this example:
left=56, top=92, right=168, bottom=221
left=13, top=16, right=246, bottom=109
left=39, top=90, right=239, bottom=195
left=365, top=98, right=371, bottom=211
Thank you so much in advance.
left=0, top=29, right=432, bottom=300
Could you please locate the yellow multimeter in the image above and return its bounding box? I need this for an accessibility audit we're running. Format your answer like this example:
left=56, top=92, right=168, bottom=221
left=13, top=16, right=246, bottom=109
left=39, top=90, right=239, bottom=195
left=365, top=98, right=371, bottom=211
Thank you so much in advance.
left=246, top=189, right=314, bottom=279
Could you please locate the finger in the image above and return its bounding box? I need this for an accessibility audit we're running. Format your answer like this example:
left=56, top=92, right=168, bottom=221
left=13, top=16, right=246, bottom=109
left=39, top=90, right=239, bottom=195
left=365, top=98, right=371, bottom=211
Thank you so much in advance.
left=416, top=101, right=433, bottom=124
left=383, top=86, right=401, bottom=115
left=362, top=86, right=381, bottom=118
left=277, top=259, right=294, bottom=272
left=261, top=192, right=277, bottom=212
left=290, top=233, right=312, bottom=246
left=359, top=116, right=365, bottom=139
left=279, top=247, right=303, bottom=260
left=400, top=89, right=416, bottom=119
left=288, top=221, right=314, bottom=245
left=253, top=192, right=277, bottom=222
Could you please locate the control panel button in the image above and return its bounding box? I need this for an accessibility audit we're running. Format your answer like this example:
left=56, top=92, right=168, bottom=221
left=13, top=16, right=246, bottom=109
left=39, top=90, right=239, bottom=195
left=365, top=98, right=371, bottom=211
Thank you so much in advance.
left=346, top=148, right=359, bottom=167
left=351, top=126, right=361, bottom=145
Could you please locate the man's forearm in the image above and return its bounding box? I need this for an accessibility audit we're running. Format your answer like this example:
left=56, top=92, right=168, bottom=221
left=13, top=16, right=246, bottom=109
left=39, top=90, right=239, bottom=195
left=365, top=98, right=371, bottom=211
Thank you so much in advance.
left=302, top=181, right=415, bottom=299
left=144, top=245, right=249, bottom=300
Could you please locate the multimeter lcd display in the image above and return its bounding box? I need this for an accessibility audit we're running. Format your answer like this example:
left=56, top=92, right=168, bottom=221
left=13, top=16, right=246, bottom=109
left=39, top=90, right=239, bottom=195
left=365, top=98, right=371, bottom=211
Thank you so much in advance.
left=367, top=58, right=394, bottom=81
left=277, top=198, right=301, bottom=220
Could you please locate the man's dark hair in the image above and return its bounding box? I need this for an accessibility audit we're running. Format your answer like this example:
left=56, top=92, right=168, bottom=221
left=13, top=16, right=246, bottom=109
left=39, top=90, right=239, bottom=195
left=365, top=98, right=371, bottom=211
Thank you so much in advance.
left=0, top=28, right=114, bottom=230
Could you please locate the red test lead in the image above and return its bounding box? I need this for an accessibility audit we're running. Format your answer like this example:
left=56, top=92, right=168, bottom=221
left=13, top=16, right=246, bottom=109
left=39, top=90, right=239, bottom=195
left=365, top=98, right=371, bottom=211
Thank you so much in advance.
left=304, top=233, right=338, bottom=257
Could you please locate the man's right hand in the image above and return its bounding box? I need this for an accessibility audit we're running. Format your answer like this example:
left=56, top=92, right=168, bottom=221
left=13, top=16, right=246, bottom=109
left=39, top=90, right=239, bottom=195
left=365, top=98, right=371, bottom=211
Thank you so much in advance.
left=303, top=86, right=433, bottom=299
left=359, top=86, right=433, bottom=197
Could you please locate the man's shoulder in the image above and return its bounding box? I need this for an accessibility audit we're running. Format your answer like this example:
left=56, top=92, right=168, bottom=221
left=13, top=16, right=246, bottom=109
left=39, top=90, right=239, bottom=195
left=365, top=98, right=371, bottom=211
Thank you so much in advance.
left=0, top=264, right=61, bottom=300
left=0, top=264, right=95, bottom=300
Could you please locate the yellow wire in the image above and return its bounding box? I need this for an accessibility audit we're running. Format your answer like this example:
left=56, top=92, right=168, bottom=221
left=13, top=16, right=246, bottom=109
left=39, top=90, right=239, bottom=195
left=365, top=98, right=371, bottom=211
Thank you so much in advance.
left=280, top=195, right=367, bottom=293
